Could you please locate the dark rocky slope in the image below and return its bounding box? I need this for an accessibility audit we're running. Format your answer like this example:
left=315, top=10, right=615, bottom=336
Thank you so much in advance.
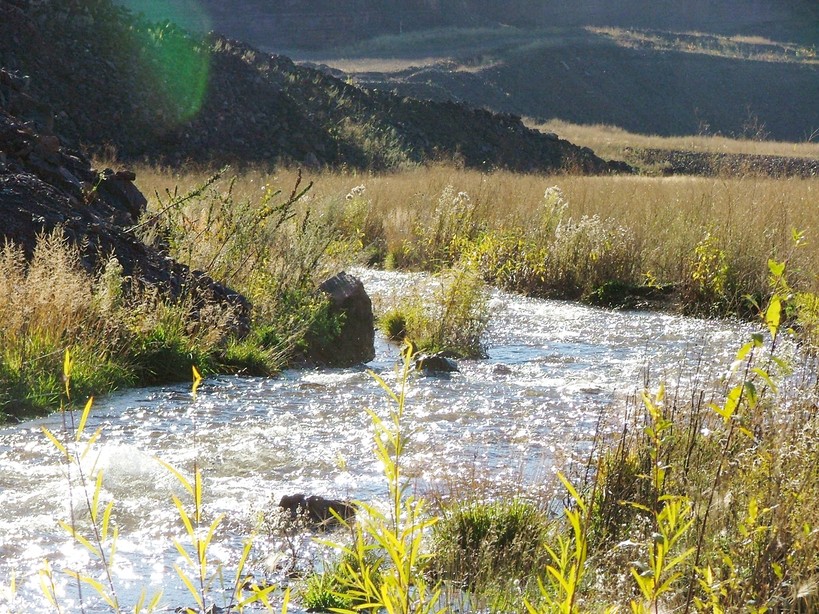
left=0, top=67, right=250, bottom=331
left=0, top=0, right=623, bottom=174
left=121, top=0, right=819, bottom=50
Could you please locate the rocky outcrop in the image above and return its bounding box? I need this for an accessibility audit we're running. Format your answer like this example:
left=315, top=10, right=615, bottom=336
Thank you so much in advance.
left=0, top=0, right=626, bottom=174
left=307, top=272, right=376, bottom=367
left=0, top=70, right=250, bottom=332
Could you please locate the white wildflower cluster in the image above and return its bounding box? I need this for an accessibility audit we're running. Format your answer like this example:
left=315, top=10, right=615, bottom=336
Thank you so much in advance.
left=541, top=185, right=569, bottom=232
left=345, top=184, right=366, bottom=200
left=543, top=185, right=568, bottom=215
left=453, top=191, right=471, bottom=206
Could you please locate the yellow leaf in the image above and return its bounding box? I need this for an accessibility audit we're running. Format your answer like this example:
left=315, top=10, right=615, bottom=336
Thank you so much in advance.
left=192, top=365, right=202, bottom=398
left=765, top=296, right=782, bottom=338
left=76, top=396, right=94, bottom=442
left=41, top=426, right=67, bottom=457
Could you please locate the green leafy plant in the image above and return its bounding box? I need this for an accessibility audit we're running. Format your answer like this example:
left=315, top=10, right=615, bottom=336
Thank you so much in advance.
left=328, top=345, right=445, bottom=614
left=40, top=349, right=163, bottom=613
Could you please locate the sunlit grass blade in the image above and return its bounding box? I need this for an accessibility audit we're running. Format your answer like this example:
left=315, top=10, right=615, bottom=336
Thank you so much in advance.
left=367, top=369, right=401, bottom=405
left=80, top=426, right=103, bottom=461
left=38, top=561, right=60, bottom=611
left=64, top=570, right=116, bottom=609
left=174, top=538, right=196, bottom=570
left=173, top=564, right=204, bottom=610
left=75, top=397, right=94, bottom=442
left=155, top=458, right=194, bottom=495
left=194, top=468, right=203, bottom=524
left=101, top=500, right=114, bottom=543
left=58, top=521, right=101, bottom=558
left=171, top=495, right=195, bottom=538
left=41, top=426, right=68, bottom=457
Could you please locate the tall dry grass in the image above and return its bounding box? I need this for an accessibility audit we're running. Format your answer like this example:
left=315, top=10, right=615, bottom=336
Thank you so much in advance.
left=133, top=164, right=819, bottom=316
left=0, top=230, right=234, bottom=419
left=532, top=118, right=819, bottom=161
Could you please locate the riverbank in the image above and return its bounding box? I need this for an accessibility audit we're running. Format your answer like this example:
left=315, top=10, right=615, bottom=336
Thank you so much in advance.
left=3, top=162, right=818, bottom=421
left=0, top=270, right=817, bottom=612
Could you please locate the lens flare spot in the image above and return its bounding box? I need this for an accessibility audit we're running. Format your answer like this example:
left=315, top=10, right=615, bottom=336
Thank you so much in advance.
left=122, top=0, right=212, bottom=123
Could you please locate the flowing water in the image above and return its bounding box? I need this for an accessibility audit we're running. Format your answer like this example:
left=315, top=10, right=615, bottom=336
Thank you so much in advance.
left=0, top=269, right=755, bottom=612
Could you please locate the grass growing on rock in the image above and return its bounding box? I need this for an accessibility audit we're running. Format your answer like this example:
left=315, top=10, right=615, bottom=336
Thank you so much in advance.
left=0, top=233, right=228, bottom=418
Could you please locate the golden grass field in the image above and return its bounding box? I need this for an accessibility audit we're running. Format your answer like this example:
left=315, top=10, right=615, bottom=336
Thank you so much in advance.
left=134, top=150, right=819, bottom=300
left=532, top=119, right=819, bottom=161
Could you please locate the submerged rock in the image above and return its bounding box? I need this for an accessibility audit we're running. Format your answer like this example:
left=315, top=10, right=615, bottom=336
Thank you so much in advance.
left=414, top=352, right=459, bottom=374
left=278, top=493, right=356, bottom=526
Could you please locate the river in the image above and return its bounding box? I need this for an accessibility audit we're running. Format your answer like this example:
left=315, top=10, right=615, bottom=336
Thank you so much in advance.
left=0, top=269, right=755, bottom=612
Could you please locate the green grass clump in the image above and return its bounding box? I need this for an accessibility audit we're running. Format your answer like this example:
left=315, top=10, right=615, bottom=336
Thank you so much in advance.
left=430, top=498, right=551, bottom=593
left=380, top=309, right=408, bottom=342
left=300, top=571, right=352, bottom=612
left=378, top=266, right=488, bottom=358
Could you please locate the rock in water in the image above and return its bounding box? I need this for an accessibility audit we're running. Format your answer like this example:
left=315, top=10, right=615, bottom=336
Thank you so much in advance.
left=278, top=493, right=355, bottom=526
left=308, top=271, right=375, bottom=367
left=414, top=352, right=459, bottom=374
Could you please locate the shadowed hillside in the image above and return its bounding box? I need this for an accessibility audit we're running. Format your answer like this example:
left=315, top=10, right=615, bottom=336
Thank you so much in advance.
left=115, top=0, right=818, bottom=142
left=315, top=27, right=818, bottom=141
left=0, top=0, right=622, bottom=173
left=119, top=0, right=819, bottom=49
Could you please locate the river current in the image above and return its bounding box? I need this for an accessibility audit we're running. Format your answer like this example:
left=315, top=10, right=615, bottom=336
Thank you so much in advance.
left=0, top=269, right=754, bottom=612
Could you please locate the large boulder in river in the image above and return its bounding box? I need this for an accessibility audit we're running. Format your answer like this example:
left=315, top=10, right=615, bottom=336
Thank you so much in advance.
left=307, top=271, right=375, bottom=367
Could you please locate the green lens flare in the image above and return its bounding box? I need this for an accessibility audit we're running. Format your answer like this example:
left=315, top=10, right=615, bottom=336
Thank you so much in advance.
left=123, top=0, right=212, bottom=123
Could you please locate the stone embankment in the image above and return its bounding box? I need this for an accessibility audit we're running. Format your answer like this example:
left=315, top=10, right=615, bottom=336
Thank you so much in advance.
left=628, top=148, right=819, bottom=178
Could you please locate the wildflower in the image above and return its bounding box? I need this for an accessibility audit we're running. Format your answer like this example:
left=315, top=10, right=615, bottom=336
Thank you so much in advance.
left=345, top=184, right=366, bottom=200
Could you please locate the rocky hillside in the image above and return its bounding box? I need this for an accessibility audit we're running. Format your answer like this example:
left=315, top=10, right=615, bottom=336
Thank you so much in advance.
left=125, top=0, right=818, bottom=142
left=0, top=67, right=250, bottom=330
left=0, top=0, right=621, bottom=173
left=119, top=0, right=819, bottom=50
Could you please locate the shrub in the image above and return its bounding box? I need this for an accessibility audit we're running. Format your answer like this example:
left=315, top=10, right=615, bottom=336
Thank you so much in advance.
left=547, top=213, right=639, bottom=299
left=457, top=230, right=549, bottom=296
left=378, top=266, right=489, bottom=358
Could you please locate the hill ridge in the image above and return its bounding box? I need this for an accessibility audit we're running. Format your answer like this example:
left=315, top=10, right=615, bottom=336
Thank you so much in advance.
left=0, top=0, right=623, bottom=174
